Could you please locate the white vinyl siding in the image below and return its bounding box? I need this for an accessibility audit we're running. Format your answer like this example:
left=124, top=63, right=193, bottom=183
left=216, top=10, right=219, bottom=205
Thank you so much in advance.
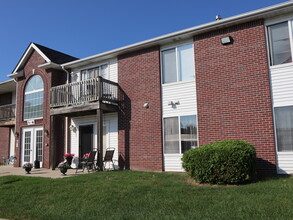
left=268, top=18, right=293, bottom=173
left=161, top=40, right=197, bottom=172
left=70, top=113, right=118, bottom=168
left=276, top=152, right=293, bottom=174
left=270, top=64, right=293, bottom=106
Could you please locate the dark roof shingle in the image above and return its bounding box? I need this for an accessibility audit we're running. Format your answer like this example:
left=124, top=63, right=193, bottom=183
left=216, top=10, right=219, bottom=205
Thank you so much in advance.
left=34, top=43, right=78, bottom=64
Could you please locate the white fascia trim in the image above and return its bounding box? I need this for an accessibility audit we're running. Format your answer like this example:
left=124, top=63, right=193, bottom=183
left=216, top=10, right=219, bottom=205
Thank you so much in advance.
left=62, top=1, right=293, bottom=68
left=38, top=62, right=62, bottom=70
left=7, top=70, right=24, bottom=79
left=32, top=44, right=51, bottom=63
left=0, top=79, right=15, bottom=85
left=11, top=43, right=51, bottom=76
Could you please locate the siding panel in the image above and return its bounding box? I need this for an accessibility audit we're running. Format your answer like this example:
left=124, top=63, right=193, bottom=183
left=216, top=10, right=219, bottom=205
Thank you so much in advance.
left=271, top=64, right=293, bottom=107
left=162, top=80, right=197, bottom=172
left=162, top=81, right=197, bottom=117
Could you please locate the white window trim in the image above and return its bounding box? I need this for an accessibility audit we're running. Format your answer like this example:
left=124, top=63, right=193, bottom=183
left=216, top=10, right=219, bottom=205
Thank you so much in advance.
left=160, top=42, right=195, bottom=85
left=23, top=76, right=44, bottom=121
left=21, top=126, right=44, bottom=167
left=25, top=88, right=44, bottom=95
left=273, top=105, right=293, bottom=152
left=266, top=19, right=293, bottom=67
left=80, top=62, right=109, bottom=81
left=163, top=115, right=198, bottom=155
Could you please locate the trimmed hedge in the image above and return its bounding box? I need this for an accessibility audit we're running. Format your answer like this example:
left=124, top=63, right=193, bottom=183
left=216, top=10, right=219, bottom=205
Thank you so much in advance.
left=182, top=140, right=257, bottom=184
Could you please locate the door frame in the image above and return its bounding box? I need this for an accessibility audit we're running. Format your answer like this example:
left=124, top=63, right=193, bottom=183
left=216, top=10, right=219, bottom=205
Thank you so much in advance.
left=78, top=124, right=94, bottom=158
left=21, top=126, right=43, bottom=167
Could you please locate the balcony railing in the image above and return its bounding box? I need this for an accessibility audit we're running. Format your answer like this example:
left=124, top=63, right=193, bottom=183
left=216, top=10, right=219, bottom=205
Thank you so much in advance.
left=0, top=104, right=16, bottom=121
left=50, top=77, right=119, bottom=108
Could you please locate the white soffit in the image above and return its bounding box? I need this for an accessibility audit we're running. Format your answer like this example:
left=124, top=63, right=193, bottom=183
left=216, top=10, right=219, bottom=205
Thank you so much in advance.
left=0, top=80, right=16, bottom=94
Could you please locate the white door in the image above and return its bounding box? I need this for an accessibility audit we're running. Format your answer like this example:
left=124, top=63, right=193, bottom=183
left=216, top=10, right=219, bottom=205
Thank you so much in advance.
left=22, top=127, right=43, bottom=167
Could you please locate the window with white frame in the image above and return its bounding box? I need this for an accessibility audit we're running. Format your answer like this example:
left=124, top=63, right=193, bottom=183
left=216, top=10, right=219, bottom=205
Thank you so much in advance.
left=164, top=115, right=198, bottom=154
left=275, top=106, right=293, bottom=152
left=161, top=43, right=195, bottom=84
left=268, top=21, right=293, bottom=66
left=81, top=64, right=109, bottom=80
left=23, top=75, right=44, bottom=120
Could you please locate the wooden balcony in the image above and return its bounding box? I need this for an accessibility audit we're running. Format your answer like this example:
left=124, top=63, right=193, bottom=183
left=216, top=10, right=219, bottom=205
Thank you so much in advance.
left=50, top=77, right=119, bottom=117
left=0, top=104, right=16, bottom=126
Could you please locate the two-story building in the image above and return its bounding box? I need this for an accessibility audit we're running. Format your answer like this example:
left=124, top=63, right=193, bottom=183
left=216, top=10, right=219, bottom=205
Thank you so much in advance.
left=2, top=1, right=293, bottom=174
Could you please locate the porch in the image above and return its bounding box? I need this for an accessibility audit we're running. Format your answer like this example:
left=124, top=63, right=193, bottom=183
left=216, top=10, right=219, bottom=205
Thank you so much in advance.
left=50, top=77, right=120, bottom=171
left=0, top=164, right=88, bottom=178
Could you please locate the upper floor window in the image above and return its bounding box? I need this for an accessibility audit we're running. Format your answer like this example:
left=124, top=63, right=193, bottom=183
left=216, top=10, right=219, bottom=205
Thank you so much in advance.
left=24, top=75, right=44, bottom=120
left=161, top=43, right=195, bottom=84
left=81, top=64, right=109, bottom=80
left=268, top=21, right=292, bottom=66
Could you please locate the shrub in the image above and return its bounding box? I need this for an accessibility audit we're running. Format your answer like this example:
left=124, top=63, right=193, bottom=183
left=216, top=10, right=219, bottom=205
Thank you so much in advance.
left=182, top=140, right=257, bottom=184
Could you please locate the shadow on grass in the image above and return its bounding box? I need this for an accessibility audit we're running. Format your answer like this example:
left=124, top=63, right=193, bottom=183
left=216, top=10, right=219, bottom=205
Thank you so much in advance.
left=256, top=174, right=292, bottom=183
left=0, top=177, right=22, bottom=185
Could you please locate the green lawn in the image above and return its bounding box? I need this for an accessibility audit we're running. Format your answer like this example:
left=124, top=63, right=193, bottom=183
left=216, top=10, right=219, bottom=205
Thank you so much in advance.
left=0, top=171, right=292, bottom=220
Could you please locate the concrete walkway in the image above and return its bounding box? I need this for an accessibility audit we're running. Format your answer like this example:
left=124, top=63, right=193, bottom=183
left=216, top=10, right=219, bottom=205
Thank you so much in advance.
left=0, top=164, right=90, bottom=178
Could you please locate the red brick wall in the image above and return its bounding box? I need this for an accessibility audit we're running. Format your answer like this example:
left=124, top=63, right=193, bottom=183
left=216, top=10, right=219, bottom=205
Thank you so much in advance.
left=0, top=127, right=10, bottom=160
left=118, top=46, right=163, bottom=171
left=15, top=50, right=66, bottom=168
left=194, top=20, right=276, bottom=174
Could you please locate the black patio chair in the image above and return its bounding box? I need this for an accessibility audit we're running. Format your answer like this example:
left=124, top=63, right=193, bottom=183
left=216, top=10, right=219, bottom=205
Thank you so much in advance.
left=103, top=148, right=115, bottom=171
left=76, top=151, right=96, bottom=173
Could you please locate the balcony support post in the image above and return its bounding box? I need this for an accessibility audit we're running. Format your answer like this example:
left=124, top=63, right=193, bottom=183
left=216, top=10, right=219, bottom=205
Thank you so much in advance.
left=96, top=108, right=104, bottom=171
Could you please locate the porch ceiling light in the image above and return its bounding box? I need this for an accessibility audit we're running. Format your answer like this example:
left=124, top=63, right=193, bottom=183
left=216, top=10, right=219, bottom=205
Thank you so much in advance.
left=69, top=125, right=76, bottom=132
left=44, top=129, right=49, bottom=136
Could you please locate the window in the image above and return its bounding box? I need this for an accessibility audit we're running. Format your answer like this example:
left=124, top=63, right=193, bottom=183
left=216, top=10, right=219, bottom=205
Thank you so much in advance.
left=23, top=75, right=44, bottom=120
left=275, top=106, right=293, bottom=152
left=268, top=21, right=292, bottom=66
left=162, top=44, right=195, bottom=84
left=81, top=64, right=109, bottom=80
left=164, top=115, right=197, bottom=154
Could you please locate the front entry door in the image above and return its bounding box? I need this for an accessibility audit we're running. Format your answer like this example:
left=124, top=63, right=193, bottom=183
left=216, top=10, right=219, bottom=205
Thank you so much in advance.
left=79, top=125, right=93, bottom=158
left=22, top=127, right=43, bottom=167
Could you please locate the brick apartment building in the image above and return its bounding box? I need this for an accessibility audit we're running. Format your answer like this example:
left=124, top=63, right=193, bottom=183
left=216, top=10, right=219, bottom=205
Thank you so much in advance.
left=1, top=1, right=293, bottom=174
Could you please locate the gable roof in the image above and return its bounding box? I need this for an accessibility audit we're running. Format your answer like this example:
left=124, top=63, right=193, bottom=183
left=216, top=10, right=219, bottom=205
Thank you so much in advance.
left=62, top=1, right=293, bottom=69
left=8, top=43, right=78, bottom=78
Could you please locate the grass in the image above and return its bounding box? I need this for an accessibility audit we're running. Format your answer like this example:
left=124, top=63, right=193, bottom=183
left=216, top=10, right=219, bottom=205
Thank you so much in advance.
left=0, top=171, right=293, bottom=220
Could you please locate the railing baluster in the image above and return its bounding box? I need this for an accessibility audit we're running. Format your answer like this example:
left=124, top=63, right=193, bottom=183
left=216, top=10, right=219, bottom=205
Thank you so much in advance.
left=0, top=104, right=16, bottom=121
left=50, top=77, right=119, bottom=108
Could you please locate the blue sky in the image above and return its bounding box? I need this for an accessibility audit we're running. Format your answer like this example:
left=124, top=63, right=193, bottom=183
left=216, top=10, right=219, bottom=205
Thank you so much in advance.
left=0, top=0, right=287, bottom=82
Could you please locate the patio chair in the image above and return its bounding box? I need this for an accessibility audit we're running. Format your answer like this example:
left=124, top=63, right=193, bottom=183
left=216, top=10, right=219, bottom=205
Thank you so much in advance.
left=76, top=151, right=96, bottom=173
left=103, top=148, right=115, bottom=171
